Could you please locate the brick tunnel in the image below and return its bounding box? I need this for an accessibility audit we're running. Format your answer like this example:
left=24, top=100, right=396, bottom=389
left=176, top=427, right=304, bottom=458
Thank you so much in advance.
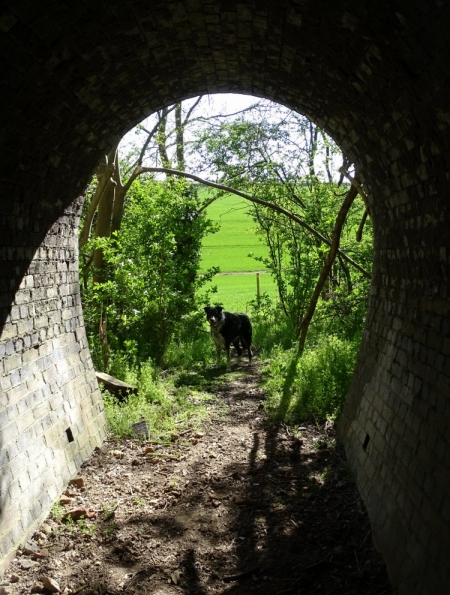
left=0, top=1, right=449, bottom=592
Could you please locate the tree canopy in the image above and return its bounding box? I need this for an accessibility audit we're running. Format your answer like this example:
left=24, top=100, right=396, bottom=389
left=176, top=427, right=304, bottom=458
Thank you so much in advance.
left=79, top=95, right=372, bottom=373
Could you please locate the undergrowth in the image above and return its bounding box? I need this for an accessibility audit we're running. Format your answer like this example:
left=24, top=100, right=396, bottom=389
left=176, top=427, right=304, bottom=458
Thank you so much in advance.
left=102, top=360, right=212, bottom=441
left=101, top=296, right=364, bottom=438
left=262, top=334, right=360, bottom=423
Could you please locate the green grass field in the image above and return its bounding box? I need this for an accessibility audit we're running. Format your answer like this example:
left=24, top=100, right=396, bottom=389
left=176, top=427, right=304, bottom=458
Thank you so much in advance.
left=200, top=194, right=269, bottom=273
left=199, top=193, right=278, bottom=311
left=200, top=272, right=277, bottom=313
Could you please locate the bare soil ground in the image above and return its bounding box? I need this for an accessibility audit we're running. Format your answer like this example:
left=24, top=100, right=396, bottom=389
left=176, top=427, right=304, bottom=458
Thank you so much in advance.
left=5, top=365, right=391, bottom=595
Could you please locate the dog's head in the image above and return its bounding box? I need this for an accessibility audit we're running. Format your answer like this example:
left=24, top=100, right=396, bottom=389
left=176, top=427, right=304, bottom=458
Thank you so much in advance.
left=204, top=306, right=224, bottom=328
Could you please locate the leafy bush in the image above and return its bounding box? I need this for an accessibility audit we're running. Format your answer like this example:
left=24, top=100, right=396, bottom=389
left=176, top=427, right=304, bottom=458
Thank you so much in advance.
left=102, top=360, right=209, bottom=440
left=162, top=312, right=212, bottom=370
left=248, top=293, right=297, bottom=355
left=263, top=334, right=360, bottom=423
left=82, top=178, right=218, bottom=367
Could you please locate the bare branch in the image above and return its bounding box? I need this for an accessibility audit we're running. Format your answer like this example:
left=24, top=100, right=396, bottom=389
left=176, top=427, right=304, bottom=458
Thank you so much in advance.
left=339, top=167, right=370, bottom=213
left=182, top=96, right=203, bottom=127
left=198, top=194, right=221, bottom=214
left=195, top=101, right=263, bottom=123
left=297, top=184, right=359, bottom=355
left=337, top=157, right=351, bottom=187
left=137, top=119, right=162, bottom=167
left=356, top=209, right=369, bottom=242
left=257, top=147, right=307, bottom=209
left=138, top=166, right=371, bottom=278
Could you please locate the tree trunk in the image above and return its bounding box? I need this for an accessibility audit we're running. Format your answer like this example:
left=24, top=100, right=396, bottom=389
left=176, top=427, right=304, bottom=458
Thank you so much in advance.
left=308, top=122, right=318, bottom=180
left=79, top=145, right=118, bottom=248
left=93, top=180, right=115, bottom=284
left=356, top=209, right=369, bottom=242
left=157, top=107, right=172, bottom=168
left=297, top=184, right=358, bottom=356
left=175, top=103, right=185, bottom=170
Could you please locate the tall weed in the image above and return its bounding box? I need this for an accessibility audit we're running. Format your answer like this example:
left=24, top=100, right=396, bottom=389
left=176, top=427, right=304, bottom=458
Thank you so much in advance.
left=263, top=334, right=359, bottom=423
left=103, top=359, right=209, bottom=440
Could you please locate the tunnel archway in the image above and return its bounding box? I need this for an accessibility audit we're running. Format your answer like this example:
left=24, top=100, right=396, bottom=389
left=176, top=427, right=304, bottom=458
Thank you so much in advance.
left=1, top=2, right=449, bottom=592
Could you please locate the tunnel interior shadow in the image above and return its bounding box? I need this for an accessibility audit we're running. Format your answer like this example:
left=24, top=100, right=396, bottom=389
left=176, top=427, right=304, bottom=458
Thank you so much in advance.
left=58, top=372, right=392, bottom=595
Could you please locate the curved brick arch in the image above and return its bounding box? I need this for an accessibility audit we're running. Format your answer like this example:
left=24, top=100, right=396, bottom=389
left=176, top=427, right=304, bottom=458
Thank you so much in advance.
left=0, top=2, right=449, bottom=593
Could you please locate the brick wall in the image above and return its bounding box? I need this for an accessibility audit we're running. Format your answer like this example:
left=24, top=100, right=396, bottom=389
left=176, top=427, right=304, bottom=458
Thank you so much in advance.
left=0, top=1, right=449, bottom=592
left=0, top=198, right=107, bottom=572
left=338, top=164, right=450, bottom=592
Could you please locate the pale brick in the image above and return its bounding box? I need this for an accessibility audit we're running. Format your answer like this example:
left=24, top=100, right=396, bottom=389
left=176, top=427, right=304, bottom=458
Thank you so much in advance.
left=1, top=6, right=450, bottom=594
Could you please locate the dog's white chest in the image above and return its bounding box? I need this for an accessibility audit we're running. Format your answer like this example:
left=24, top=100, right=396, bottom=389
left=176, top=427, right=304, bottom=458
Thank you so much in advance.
left=211, top=328, right=225, bottom=349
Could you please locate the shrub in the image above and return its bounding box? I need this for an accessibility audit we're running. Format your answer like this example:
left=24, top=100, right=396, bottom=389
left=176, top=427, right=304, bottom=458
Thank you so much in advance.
left=248, top=293, right=297, bottom=355
left=263, top=334, right=359, bottom=423
left=102, top=359, right=209, bottom=440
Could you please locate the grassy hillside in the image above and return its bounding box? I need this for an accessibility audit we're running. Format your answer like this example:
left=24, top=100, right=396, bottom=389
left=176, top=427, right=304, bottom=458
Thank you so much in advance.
left=199, top=193, right=278, bottom=311
left=200, top=194, right=269, bottom=273
left=202, top=272, right=277, bottom=313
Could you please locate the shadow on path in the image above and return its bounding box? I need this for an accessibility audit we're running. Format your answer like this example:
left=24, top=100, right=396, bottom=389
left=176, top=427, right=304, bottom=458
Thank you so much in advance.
left=4, top=364, right=391, bottom=595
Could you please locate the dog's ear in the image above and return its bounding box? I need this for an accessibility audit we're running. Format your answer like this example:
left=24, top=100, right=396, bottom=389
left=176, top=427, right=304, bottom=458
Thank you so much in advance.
left=216, top=306, right=223, bottom=313
left=204, top=306, right=210, bottom=314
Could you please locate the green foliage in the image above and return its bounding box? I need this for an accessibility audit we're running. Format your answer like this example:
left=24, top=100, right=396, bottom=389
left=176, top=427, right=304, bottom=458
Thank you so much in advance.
left=80, top=97, right=374, bottom=435
left=263, top=335, right=360, bottom=423
left=50, top=502, right=65, bottom=521
left=248, top=293, right=297, bottom=354
left=82, top=177, right=218, bottom=366
left=199, top=272, right=278, bottom=314
left=251, top=179, right=373, bottom=335
left=194, top=107, right=373, bottom=339
left=102, top=502, right=117, bottom=522
left=200, top=193, right=269, bottom=273
left=163, top=337, right=210, bottom=371
left=50, top=504, right=96, bottom=537
left=75, top=517, right=97, bottom=537
left=102, top=360, right=210, bottom=440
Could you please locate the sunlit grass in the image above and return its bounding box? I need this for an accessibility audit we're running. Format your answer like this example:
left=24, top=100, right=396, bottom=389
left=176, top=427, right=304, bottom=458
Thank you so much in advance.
left=201, top=244, right=269, bottom=273
left=199, top=192, right=278, bottom=312
left=103, top=360, right=211, bottom=441
left=262, top=335, right=360, bottom=423
left=199, top=272, right=278, bottom=312
left=200, top=194, right=269, bottom=273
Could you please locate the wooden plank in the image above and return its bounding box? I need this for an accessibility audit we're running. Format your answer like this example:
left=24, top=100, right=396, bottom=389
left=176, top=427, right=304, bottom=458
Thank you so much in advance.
left=95, top=371, right=137, bottom=401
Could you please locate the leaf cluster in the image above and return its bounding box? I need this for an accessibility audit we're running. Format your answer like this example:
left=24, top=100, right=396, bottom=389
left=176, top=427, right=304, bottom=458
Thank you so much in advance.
left=81, top=177, right=217, bottom=366
left=193, top=107, right=372, bottom=335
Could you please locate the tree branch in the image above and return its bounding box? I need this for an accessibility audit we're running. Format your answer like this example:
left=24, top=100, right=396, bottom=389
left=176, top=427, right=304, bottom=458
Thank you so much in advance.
left=356, top=209, right=369, bottom=242
left=339, top=167, right=370, bottom=214
left=156, top=108, right=171, bottom=169
left=257, top=147, right=307, bottom=209
left=79, top=145, right=118, bottom=248
left=137, top=119, right=162, bottom=167
left=137, top=166, right=371, bottom=278
left=297, top=184, right=359, bottom=355
left=183, top=96, right=203, bottom=127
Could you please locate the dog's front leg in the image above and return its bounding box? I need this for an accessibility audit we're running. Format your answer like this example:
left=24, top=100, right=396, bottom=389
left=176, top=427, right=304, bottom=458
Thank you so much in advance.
left=226, top=346, right=232, bottom=371
left=215, top=344, right=222, bottom=367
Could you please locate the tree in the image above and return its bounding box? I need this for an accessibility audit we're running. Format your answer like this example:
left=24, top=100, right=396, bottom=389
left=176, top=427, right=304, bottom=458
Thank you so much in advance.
left=86, top=177, right=217, bottom=365
left=190, top=101, right=372, bottom=345
left=79, top=98, right=217, bottom=368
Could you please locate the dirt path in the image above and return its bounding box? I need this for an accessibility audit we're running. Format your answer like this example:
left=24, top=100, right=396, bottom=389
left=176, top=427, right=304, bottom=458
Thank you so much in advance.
left=5, top=365, right=390, bottom=595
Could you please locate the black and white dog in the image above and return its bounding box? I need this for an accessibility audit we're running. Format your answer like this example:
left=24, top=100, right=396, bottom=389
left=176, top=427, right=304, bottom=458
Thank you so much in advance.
left=204, top=306, right=252, bottom=371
